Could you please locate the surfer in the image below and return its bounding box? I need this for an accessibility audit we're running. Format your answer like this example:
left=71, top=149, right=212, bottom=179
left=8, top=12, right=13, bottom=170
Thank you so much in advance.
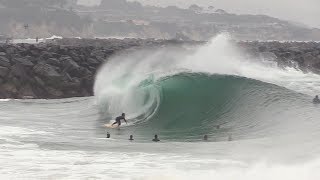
left=112, top=113, right=127, bottom=127
left=313, top=95, right=320, bottom=104
left=152, top=134, right=160, bottom=142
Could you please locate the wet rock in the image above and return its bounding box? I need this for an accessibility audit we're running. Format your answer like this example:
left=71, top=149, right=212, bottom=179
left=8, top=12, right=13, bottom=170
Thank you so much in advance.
left=260, top=52, right=277, bottom=60
left=12, top=57, right=34, bottom=67
left=5, top=47, right=16, bottom=55
left=61, top=57, right=79, bottom=70
left=19, top=84, right=36, bottom=99
left=87, top=58, right=100, bottom=66
left=62, top=78, right=81, bottom=90
left=33, top=63, right=62, bottom=83
left=46, top=58, right=61, bottom=67
left=1, top=83, right=18, bottom=94
left=79, top=67, right=93, bottom=77
left=39, top=51, right=54, bottom=60
left=11, top=64, right=28, bottom=80
left=0, top=56, right=10, bottom=67
left=45, top=87, right=63, bottom=98
left=61, top=57, right=81, bottom=77
left=303, top=52, right=319, bottom=67
left=34, top=76, right=46, bottom=87
left=0, top=66, right=9, bottom=77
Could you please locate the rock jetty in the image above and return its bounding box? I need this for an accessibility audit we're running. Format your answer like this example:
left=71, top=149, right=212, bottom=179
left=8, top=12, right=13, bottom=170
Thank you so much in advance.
left=0, top=38, right=190, bottom=99
left=0, top=39, right=319, bottom=99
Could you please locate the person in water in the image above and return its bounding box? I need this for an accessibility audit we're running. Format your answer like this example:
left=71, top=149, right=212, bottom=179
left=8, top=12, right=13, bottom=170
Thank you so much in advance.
left=112, top=113, right=127, bottom=127
left=313, top=95, right=320, bottom=104
left=129, top=135, right=134, bottom=141
left=203, top=135, right=208, bottom=141
left=152, top=134, right=160, bottom=142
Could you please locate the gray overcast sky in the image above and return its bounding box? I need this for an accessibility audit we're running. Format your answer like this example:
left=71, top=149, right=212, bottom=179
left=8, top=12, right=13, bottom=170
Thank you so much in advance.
left=78, top=0, right=320, bottom=28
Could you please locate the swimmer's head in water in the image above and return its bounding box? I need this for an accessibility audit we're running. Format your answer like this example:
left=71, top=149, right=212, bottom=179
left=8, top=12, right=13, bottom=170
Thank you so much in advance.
left=129, top=135, right=134, bottom=140
left=203, top=135, right=208, bottom=140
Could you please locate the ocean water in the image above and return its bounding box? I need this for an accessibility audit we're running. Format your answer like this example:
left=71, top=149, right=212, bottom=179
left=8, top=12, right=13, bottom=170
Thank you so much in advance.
left=1, top=35, right=320, bottom=179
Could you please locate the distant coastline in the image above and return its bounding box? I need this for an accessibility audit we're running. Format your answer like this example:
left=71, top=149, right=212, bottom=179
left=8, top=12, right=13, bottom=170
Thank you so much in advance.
left=1, top=0, right=320, bottom=41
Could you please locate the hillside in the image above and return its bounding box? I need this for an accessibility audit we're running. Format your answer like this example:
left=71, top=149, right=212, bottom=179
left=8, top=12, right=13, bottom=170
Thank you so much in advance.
left=0, top=0, right=320, bottom=40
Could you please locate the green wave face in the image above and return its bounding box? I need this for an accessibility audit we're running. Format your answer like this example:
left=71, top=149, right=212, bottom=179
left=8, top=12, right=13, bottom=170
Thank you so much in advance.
left=94, top=35, right=320, bottom=142
left=114, top=73, right=310, bottom=141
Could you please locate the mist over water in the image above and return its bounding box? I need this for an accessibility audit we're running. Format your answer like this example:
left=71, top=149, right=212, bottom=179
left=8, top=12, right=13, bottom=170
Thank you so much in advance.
left=1, top=34, right=320, bottom=179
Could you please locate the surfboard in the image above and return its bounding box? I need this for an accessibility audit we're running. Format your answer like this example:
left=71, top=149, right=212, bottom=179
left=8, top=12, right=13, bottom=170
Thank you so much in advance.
left=104, top=123, right=119, bottom=128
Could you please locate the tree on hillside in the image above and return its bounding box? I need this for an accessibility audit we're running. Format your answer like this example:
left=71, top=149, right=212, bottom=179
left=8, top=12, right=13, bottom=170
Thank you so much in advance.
left=0, top=0, right=69, bottom=8
left=99, top=0, right=143, bottom=11
left=188, top=4, right=203, bottom=13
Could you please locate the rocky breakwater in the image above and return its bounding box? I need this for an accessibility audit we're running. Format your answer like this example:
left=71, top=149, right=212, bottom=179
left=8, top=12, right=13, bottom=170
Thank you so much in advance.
left=1, top=39, right=320, bottom=99
left=0, top=38, right=191, bottom=99
left=239, top=41, right=320, bottom=73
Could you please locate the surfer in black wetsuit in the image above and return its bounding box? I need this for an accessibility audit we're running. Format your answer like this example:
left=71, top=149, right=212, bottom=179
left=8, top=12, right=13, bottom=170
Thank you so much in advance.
left=313, top=95, right=320, bottom=104
left=203, top=135, right=208, bottom=141
left=112, top=113, right=127, bottom=127
left=152, top=134, right=160, bottom=142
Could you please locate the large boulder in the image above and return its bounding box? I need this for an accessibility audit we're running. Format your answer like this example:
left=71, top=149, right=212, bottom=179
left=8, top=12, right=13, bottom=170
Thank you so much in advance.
left=18, top=84, right=36, bottom=99
left=0, top=83, right=18, bottom=95
left=303, top=52, right=319, bottom=67
left=60, top=56, right=81, bottom=77
left=87, top=58, right=100, bottom=66
left=260, top=52, right=277, bottom=60
left=0, top=56, right=10, bottom=67
left=29, top=49, right=40, bottom=57
left=11, top=64, right=28, bottom=80
left=45, top=87, right=63, bottom=98
left=61, top=77, right=81, bottom=90
left=39, top=51, right=54, bottom=60
left=46, top=58, right=61, bottom=67
left=61, top=56, right=79, bottom=70
left=12, top=57, right=34, bottom=67
left=68, top=50, right=81, bottom=62
left=79, top=67, right=93, bottom=77
left=0, top=66, right=9, bottom=77
left=5, top=46, right=16, bottom=55
left=33, top=63, right=62, bottom=83
left=288, top=46, right=303, bottom=55
left=34, top=76, right=45, bottom=87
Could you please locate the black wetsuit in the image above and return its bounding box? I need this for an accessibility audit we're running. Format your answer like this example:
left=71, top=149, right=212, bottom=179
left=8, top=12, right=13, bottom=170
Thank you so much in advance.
left=313, top=98, right=320, bottom=104
left=113, top=115, right=125, bottom=126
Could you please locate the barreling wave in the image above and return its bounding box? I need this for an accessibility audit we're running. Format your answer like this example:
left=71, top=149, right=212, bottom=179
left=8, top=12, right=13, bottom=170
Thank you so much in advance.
left=94, top=34, right=320, bottom=141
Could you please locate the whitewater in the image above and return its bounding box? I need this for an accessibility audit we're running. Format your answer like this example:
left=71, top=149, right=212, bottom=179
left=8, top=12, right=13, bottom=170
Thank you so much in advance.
left=1, top=35, right=320, bottom=179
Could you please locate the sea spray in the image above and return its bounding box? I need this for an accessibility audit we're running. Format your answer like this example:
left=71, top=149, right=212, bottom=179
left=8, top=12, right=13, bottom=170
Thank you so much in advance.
left=94, top=34, right=320, bottom=120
